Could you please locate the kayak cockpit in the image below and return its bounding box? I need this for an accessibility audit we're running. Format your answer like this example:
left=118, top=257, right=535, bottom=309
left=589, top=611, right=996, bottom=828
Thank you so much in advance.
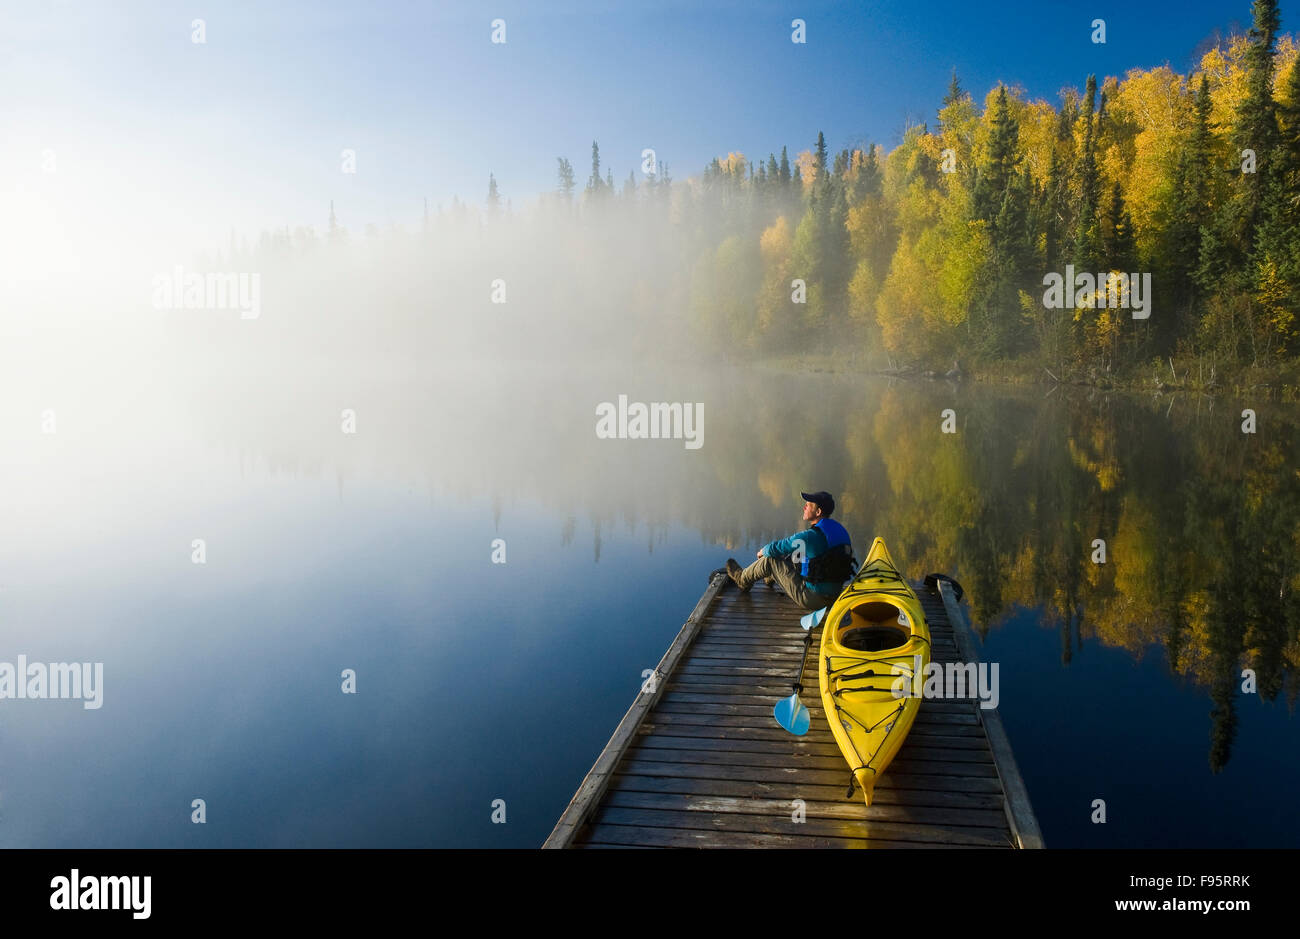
left=834, top=600, right=914, bottom=653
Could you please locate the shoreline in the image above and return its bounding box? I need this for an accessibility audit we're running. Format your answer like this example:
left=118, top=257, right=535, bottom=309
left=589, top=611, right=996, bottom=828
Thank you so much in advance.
left=745, top=352, right=1300, bottom=402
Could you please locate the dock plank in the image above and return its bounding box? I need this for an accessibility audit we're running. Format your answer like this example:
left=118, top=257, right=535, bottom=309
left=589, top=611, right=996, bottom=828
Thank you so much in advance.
left=605, top=772, right=1008, bottom=810
left=586, top=806, right=1014, bottom=847
left=579, top=823, right=995, bottom=849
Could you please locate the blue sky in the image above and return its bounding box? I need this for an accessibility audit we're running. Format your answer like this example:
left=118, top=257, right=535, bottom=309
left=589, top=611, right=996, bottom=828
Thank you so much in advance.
left=1, top=0, right=1292, bottom=256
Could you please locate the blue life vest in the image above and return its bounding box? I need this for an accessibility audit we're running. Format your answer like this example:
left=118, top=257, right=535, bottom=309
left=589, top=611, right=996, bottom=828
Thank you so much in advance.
left=803, top=517, right=855, bottom=584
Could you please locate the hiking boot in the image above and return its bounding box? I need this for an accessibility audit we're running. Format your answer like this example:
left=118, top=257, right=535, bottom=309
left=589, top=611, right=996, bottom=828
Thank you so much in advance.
left=725, top=559, right=750, bottom=591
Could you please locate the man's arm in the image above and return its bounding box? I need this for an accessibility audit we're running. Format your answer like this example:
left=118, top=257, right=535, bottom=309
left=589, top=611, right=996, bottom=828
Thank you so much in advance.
left=761, top=527, right=824, bottom=560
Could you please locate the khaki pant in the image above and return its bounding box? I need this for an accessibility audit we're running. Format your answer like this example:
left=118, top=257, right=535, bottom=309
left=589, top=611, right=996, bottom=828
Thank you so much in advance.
left=736, top=555, right=837, bottom=612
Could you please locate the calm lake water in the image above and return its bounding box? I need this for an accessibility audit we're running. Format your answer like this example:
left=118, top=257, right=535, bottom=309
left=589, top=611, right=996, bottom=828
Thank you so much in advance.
left=2, top=330, right=1297, bottom=847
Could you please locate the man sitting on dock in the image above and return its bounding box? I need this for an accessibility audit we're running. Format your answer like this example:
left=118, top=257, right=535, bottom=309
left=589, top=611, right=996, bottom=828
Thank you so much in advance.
left=724, top=490, right=855, bottom=611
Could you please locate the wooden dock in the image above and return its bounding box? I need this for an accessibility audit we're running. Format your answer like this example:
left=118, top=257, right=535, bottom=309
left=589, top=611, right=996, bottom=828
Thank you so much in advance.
left=544, top=569, right=1043, bottom=849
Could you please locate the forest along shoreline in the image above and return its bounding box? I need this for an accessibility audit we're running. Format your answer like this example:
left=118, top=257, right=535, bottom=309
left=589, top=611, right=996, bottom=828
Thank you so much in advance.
left=749, top=351, right=1300, bottom=402
left=176, top=2, right=1300, bottom=405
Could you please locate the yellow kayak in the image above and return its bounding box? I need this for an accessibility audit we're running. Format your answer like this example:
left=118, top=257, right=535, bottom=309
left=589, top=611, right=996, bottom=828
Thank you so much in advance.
left=817, top=537, right=931, bottom=805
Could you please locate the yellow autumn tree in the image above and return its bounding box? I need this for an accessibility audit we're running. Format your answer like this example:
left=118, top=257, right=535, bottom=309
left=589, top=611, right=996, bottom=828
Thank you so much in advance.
left=756, top=215, right=795, bottom=346
left=794, top=149, right=818, bottom=193
left=1105, top=65, right=1192, bottom=259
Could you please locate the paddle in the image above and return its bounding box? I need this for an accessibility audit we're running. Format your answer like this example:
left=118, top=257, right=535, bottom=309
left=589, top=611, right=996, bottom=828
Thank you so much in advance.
left=773, top=606, right=828, bottom=735
left=800, top=606, right=827, bottom=631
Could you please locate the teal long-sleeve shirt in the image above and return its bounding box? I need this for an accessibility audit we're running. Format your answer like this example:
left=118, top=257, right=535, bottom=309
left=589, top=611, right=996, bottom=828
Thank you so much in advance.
left=761, top=524, right=842, bottom=595
left=762, top=526, right=828, bottom=561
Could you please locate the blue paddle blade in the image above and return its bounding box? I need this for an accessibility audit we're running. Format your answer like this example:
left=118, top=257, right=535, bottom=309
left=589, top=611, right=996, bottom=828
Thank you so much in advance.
left=774, top=693, right=811, bottom=735
left=800, top=607, right=827, bottom=631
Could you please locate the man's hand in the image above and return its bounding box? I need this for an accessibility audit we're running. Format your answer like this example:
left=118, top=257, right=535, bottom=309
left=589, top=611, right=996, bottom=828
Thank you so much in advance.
left=756, top=549, right=763, bottom=560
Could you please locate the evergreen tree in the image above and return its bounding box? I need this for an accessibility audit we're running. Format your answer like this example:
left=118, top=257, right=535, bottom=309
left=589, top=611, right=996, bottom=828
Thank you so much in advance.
left=817, top=176, right=852, bottom=326
left=1045, top=147, right=1065, bottom=267
left=974, top=85, right=1019, bottom=225
left=556, top=157, right=576, bottom=203
left=1279, top=51, right=1300, bottom=170
left=328, top=200, right=343, bottom=245
left=1164, top=76, right=1212, bottom=328
left=1238, top=0, right=1282, bottom=238
left=586, top=141, right=604, bottom=197
left=850, top=145, right=883, bottom=204
left=1073, top=75, right=1103, bottom=271
left=991, top=167, right=1034, bottom=355
left=970, top=86, right=1032, bottom=357
left=1101, top=180, right=1136, bottom=272
left=487, top=173, right=500, bottom=215
left=1045, top=100, right=1077, bottom=272
left=1202, top=0, right=1282, bottom=292
left=939, top=69, right=964, bottom=135
left=814, top=131, right=828, bottom=181
left=650, top=159, right=671, bottom=206
left=833, top=148, right=849, bottom=177
left=1251, top=55, right=1300, bottom=354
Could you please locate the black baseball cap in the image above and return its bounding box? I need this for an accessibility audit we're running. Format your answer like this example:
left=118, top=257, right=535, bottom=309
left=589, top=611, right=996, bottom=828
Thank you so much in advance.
left=801, top=490, right=835, bottom=516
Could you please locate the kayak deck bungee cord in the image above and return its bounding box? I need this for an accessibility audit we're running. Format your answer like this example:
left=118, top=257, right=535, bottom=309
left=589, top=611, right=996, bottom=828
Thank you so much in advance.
left=818, top=537, right=932, bottom=805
